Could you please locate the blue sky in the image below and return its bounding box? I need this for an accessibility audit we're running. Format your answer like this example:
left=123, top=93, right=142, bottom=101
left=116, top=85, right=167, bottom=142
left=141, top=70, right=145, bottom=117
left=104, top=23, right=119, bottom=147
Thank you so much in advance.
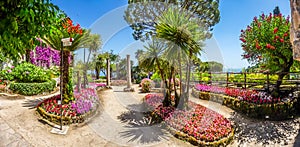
left=51, top=0, right=291, bottom=69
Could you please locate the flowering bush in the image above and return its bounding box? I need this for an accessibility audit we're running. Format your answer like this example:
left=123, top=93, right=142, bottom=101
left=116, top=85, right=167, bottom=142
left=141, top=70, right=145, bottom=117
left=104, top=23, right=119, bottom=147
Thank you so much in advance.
left=144, top=94, right=233, bottom=144
left=72, top=88, right=98, bottom=114
left=141, top=78, right=154, bottom=93
left=195, top=84, right=281, bottom=104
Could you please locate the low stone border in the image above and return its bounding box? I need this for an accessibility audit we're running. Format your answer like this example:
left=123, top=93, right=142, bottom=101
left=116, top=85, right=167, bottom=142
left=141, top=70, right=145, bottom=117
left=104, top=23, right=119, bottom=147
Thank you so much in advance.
left=192, top=88, right=297, bottom=120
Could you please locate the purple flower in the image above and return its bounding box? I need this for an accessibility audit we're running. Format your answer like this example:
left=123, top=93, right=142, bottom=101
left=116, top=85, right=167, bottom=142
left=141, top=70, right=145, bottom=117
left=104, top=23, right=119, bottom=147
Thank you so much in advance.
left=7, top=69, right=12, bottom=73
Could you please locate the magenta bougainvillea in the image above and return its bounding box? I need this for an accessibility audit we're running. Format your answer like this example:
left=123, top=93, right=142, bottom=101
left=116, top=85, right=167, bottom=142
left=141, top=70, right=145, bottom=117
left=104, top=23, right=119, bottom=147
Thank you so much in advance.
left=30, top=45, right=72, bottom=68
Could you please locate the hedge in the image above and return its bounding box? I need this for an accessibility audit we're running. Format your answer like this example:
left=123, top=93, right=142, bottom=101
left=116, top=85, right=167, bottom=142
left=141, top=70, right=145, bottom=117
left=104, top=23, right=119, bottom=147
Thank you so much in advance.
left=9, top=79, right=56, bottom=96
left=192, top=88, right=297, bottom=120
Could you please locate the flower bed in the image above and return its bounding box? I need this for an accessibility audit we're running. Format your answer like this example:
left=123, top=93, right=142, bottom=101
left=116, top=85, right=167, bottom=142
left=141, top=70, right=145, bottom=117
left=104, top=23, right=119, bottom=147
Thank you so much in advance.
left=192, top=84, right=297, bottom=119
left=36, top=88, right=99, bottom=125
left=9, top=79, right=56, bottom=96
left=145, top=94, right=234, bottom=146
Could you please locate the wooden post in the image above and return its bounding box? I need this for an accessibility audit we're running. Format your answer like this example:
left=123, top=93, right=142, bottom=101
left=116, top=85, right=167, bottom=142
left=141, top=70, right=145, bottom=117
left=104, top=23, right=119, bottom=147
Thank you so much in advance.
left=244, top=72, right=247, bottom=89
left=226, top=72, right=229, bottom=87
left=77, top=70, right=81, bottom=92
left=209, top=72, right=212, bottom=85
left=266, top=72, right=270, bottom=92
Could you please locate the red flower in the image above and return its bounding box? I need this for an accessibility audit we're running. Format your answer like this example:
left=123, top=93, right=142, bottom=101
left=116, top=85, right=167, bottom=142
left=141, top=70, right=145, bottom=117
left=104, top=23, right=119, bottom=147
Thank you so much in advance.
left=255, top=41, right=261, bottom=49
left=280, top=38, right=284, bottom=43
left=266, top=43, right=271, bottom=49
left=284, top=33, right=288, bottom=37
left=273, top=27, right=278, bottom=34
left=240, top=38, right=246, bottom=43
left=270, top=45, right=275, bottom=50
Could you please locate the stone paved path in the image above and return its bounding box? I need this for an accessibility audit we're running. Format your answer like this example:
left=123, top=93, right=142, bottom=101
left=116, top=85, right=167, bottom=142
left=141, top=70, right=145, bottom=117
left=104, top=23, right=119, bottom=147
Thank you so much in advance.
left=1, top=85, right=300, bottom=147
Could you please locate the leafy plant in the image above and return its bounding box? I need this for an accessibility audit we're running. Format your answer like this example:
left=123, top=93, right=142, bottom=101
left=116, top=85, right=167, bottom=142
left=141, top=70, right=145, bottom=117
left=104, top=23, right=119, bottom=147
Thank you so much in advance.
left=12, top=62, right=51, bottom=83
left=240, top=8, right=293, bottom=94
left=0, top=66, right=14, bottom=81
left=9, top=79, right=56, bottom=96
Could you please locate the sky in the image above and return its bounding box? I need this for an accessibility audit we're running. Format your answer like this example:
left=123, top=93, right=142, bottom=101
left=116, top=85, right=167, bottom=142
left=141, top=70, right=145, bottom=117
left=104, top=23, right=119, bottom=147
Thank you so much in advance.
left=51, top=0, right=291, bottom=69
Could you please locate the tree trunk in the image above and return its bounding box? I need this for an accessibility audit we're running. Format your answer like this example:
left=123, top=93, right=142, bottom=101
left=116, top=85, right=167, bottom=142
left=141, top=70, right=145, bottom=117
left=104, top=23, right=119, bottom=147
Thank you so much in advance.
left=290, top=0, right=300, bottom=61
left=62, top=50, right=71, bottom=103
left=25, top=49, right=31, bottom=62
left=95, top=66, right=100, bottom=79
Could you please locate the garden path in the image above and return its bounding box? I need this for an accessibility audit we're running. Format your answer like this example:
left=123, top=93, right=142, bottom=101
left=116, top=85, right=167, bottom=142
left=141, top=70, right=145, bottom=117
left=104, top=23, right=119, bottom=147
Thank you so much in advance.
left=1, top=85, right=300, bottom=146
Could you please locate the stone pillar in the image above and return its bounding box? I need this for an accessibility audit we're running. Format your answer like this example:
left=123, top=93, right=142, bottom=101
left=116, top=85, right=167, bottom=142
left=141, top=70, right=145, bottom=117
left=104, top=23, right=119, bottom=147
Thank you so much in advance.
left=127, top=55, right=131, bottom=88
left=124, top=55, right=134, bottom=92
left=290, top=0, right=300, bottom=60
left=106, top=58, right=111, bottom=87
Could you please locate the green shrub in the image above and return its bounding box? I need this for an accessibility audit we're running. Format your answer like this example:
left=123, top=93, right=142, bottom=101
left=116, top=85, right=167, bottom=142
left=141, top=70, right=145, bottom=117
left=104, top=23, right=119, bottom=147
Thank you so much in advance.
left=0, top=67, right=14, bottom=81
left=12, top=62, right=50, bottom=83
left=9, top=79, right=56, bottom=96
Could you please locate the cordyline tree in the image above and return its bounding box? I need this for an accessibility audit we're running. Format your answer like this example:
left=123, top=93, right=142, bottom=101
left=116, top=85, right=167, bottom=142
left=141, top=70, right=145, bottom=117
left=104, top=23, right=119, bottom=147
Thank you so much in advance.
left=125, top=0, right=220, bottom=41
left=240, top=8, right=292, bottom=95
left=126, top=1, right=220, bottom=109
left=0, top=0, right=64, bottom=62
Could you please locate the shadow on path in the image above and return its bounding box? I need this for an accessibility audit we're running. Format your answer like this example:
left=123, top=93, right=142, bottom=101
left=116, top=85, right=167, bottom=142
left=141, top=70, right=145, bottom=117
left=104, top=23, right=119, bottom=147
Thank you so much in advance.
left=22, top=98, right=44, bottom=109
left=293, top=130, right=300, bottom=147
left=117, top=103, right=170, bottom=144
left=230, top=112, right=299, bottom=145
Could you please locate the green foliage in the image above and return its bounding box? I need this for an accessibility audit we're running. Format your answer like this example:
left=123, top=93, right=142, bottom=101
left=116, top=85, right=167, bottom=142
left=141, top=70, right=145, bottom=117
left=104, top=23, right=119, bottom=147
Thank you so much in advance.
left=64, top=68, right=74, bottom=103
left=12, top=62, right=50, bottom=83
left=197, top=61, right=223, bottom=72
left=9, top=79, right=56, bottom=96
left=0, top=67, right=14, bottom=81
left=240, top=9, right=293, bottom=73
left=125, top=0, right=220, bottom=41
left=0, top=0, right=65, bottom=61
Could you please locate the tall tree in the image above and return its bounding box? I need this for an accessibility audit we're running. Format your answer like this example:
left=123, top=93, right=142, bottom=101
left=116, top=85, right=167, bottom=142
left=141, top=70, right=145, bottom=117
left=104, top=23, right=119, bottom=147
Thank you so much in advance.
left=83, top=33, right=102, bottom=87
left=240, top=8, right=292, bottom=95
left=42, top=18, right=88, bottom=103
left=156, top=7, right=204, bottom=109
left=125, top=0, right=220, bottom=41
left=0, top=0, right=64, bottom=61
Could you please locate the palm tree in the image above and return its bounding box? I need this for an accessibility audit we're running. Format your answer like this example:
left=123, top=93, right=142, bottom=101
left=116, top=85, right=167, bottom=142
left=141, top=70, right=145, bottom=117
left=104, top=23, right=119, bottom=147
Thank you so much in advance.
left=156, top=7, right=205, bottom=109
left=42, top=28, right=90, bottom=103
left=139, top=39, right=175, bottom=106
left=83, top=34, right=102, bottom=88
